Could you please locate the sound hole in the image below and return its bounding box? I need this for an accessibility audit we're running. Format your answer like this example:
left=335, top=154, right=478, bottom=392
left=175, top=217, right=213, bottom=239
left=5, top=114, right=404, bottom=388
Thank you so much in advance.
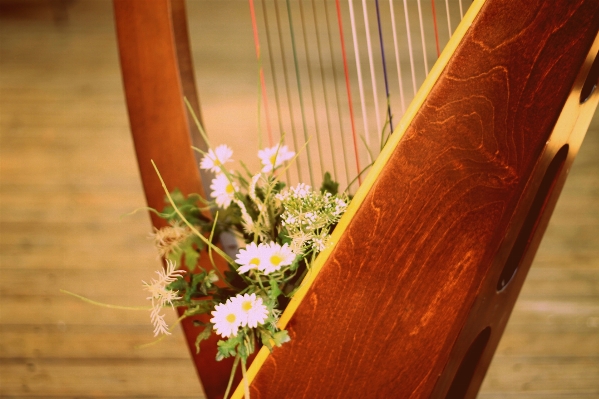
left=580, top=51, right=599, bottom=104
left=496, top=144, right=569, bottom=291
left=445, top=327, right=491, bottom=399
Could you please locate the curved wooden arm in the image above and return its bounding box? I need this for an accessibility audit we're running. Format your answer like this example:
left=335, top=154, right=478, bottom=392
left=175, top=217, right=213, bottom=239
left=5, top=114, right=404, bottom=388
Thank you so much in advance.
left=113, top=1, right=236, bottom=397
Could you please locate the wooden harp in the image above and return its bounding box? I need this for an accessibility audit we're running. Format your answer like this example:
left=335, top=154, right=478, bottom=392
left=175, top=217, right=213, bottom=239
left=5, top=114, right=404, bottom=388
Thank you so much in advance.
left=113, top=0, right=599, bottom=397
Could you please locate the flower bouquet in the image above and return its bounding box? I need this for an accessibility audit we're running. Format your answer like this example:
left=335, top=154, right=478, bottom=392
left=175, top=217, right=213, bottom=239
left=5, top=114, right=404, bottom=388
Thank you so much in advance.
left=141, top=128, right=349, bottom=397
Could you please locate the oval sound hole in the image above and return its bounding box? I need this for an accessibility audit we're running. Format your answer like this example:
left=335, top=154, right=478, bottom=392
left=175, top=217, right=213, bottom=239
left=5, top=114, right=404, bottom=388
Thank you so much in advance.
left=580, top=51, right=599, bottom=104
left=496, top=144, right=569, bottom=291
left=445, top=327, right=491, bottom=399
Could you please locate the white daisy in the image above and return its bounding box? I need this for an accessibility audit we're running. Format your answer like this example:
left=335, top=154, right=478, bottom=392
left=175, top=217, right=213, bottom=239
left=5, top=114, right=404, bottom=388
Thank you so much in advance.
left=200, top=144, right=233, bottom=173
left=210, top=298, right=242, bottom=338
left=233, top=293, right=269, bottom=328
left=235, top=242, right=269, bottom=274
left=261, top=242, right=296, bottom=274
left=210, top=173, right=238, bottom=208
left=258, top=144, right=295, bottom=173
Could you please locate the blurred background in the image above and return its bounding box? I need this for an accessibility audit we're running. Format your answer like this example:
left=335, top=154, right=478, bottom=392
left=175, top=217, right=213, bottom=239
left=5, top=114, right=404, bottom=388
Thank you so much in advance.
left=0, top=1, right=597, bottom=397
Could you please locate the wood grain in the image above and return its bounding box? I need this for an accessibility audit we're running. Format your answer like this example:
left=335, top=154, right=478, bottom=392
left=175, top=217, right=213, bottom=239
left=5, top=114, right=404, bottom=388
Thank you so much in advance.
left=112, top=1, right=239, bottom=397
left=0, top=1, right=598, bottom=398
left=247, top=1, right=599, bottom=397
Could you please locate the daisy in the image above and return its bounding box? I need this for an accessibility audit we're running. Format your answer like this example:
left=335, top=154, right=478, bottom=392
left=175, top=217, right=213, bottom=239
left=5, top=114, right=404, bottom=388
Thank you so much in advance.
left=210, top=298, right=242, bottom=338
left=200, top=144, right=233, bottom=173
left=258, top=144, right=295, bottom=173
left=235, top=242, right=269, bottom=274
left=233, top=293, right=269, bottom=328
left=210, top=173, right=238, bottom=208
left=261, top=242, right=296, bottom=274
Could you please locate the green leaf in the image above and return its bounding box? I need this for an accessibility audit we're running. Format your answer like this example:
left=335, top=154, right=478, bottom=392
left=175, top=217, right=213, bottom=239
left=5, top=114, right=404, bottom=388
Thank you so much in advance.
left=273, top=180, right=286, bottom=193
left=288, top=255, right=301, bottom=272
left=166, top=246, right=183, bottom=264
left=320, top=172, right=339, bottom=195
left=184, top=301, right=213, bottom=316
left=277, top=227, right=292, bottom=246
left=238, top=340, right=248, bottom=360
left=190, top=271, right=207, bottom=296
left=272, top=330, right=290, bottom=347
left=268, top=277, right=282, bottom=302
left=166, top=274, right=188, bottom=292
left=259, top=330, right=274, bottom=352
left=216, top=335, right=241, bottom=361
left=194, top=324, right=213, bottom=354
left=162, top=188, right=205, bottom=226
left=183, top=244, right=200, bottom=271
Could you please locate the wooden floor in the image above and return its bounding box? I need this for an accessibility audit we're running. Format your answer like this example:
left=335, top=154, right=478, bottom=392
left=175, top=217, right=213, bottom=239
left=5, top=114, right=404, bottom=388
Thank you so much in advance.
left=0, top=1, right=597, bottom=398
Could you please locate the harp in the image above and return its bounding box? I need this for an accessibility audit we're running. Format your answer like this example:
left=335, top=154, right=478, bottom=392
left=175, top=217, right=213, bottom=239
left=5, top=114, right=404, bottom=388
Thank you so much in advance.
left=113, top=0, right=599, bottom=398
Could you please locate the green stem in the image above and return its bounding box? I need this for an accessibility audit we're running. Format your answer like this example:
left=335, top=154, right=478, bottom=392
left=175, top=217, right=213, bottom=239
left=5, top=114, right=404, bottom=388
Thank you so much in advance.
left=135, top=313, right=187, bottom=349
left=208, top=212, right=235, bottom=289
left=281, top=267, right=299, bottom=283
left=151, top=160, right=234, bottom=266
left=60, top=290, right=151, bottom=311
left=343, top=161, right=374, bottom=194
left=239, top=161, right=255, bottom=180
left=119, top=206, right=176, bottom=221
left=223, top=355, right=240, bottom=399
left=279, top=137, right=310, bottom=176
left=359, top=133, right=375, bottom=165
left=241, top=357, right=250, bottom=399
left=184, top=97, right=211, bottom=148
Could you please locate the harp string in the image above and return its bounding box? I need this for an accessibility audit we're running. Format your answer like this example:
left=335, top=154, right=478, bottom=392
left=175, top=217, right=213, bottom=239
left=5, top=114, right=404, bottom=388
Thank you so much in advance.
left=389, top=0, right=407, bottom=115
left=416, top=0, right=430, bottom=74
left=246, top=0, right=468, bottom=190
left=248, top=0, right=274, bottom=147
left=375, top=0, right=394, bottom=136
left=402, top=0, right=418, bottom=97
left=324, top=0, right=353, bottom=187
left=361, top=0, right=382, bottom=143
left=298, top=0, right=326, bottom=176
left=348, top=0, right=371, bottom=161
left=431, top=0, right=441, bottom=57
left=444, top=0, right=452, bottom=37
left=272, top=0, right=304, bottom=183
left=336, top=0, right=363, bottom=185
left=310, top=0, right=339, bottom=182
left=260, top=0, right=292, bottom=183
left=285, top=0, right=316, bottom=187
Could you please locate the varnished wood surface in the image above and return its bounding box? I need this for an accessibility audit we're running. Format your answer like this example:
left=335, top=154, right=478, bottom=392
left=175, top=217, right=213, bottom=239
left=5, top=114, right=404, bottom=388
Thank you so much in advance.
left=0, top=1, right=597, bottom=398
left=113, top=1, right=243, bottom=396
left=246, top=1, right=599, bottom=397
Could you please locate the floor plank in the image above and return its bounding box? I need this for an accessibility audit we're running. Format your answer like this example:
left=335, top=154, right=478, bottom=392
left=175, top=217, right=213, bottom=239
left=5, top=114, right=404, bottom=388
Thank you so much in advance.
left=0, top=1, right=597, bottom=398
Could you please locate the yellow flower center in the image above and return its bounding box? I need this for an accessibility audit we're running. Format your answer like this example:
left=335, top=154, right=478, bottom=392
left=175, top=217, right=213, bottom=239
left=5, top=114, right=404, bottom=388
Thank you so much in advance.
left=242, top=301, right=253, bottom=312
left=270, top=254, right=283, bottom=266
left=214, top=159, right=221, bottom=166
left=226, top=313, right=236, bottom=323
left=249, top=257, right=260, bottom=266
left=226, top=183, right=234, bottom=194
left=269, top=154, right=277, bottom=165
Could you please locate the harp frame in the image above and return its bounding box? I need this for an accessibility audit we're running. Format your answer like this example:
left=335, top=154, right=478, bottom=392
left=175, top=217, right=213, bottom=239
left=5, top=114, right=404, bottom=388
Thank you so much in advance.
left=113, top=0, right=599, bottom=397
